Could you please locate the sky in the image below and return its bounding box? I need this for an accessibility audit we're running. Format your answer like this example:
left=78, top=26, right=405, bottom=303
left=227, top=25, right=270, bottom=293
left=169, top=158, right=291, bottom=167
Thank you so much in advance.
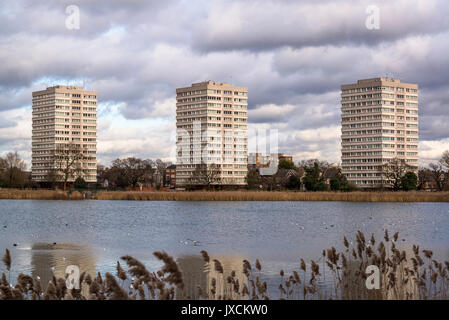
left=1, top=0, right=449, bottom=168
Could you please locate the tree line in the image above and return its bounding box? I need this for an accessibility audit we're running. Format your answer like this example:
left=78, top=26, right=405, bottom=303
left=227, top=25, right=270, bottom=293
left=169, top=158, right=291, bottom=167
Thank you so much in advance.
left=98, top=158, right=170, bottom=189
left=246, top=151, right=449, bottom=192
left=1, top=150, right=449, bottom=191
left=247, top=159, right=356, bottom=192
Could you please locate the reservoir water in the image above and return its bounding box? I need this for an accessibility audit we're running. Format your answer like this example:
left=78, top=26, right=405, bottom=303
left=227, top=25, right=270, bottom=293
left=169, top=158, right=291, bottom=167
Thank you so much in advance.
left=1, top=200, right=448, bottom=298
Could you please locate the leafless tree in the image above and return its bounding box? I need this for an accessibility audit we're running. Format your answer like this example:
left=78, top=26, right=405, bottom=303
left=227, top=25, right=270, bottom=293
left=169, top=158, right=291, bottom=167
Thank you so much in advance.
left=46, top=168, right=58, bottom=189
left=1, top=152, right=28, bottom=188
left=441, top=151, right=449, bottom=168
left=111, top=157, right=154, bottom=189
left=0, top=157, right=7, bottom=175
left=53, top=143, right=85, bottom=190
left=429, top=162, right=446, bottom=191
left=154, top=159, right=169, bottom=187
left=382, top=158, right=413, bottom=191
left=427, top=151, right=449, bottom=191
left=190, top=163, right=221, bottom=189
left=417, top=168, right=432, bottom=190
left=298, top=159, right=330, bottom=171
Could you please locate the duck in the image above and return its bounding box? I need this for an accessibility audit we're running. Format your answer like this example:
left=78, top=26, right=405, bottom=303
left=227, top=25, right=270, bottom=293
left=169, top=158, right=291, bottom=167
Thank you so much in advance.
left=186, top=239, right=200, bottom=246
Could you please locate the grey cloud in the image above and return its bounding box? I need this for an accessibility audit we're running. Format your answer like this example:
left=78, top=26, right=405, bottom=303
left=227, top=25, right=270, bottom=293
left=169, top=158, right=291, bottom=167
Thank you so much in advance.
left=1, top=0, right=449, bottom=165
left=192, top=0, right=449, bottom=53
left=0, top=0, right=178, bottom=38
left=0, top=118, right=16, bottom=129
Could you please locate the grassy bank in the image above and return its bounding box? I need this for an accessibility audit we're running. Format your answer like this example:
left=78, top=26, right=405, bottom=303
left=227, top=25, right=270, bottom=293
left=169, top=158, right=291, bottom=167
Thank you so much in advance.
left=1, top=189, right=449, bottom=202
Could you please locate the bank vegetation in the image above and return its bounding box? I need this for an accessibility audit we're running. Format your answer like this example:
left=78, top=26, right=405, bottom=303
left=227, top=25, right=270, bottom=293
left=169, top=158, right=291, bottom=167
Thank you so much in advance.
left=1, top=189, right=448, bottom=202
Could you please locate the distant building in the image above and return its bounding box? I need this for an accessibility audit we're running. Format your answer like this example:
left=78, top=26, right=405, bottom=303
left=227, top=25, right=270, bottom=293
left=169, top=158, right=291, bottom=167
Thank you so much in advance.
left=341, top=78, right=419, bottom=188
left=248, top=153, right=275, bottom=169
left=258, top=168, right=299, bottom=191
left=176, top=81, right=248, bottom=187
left=165, top=164, right=177, bottom=188
left=277, top=153, right=293, bottom=164
left=248, top=153, right=293, bottom=170
left=31, top=86, right=98, bottom=184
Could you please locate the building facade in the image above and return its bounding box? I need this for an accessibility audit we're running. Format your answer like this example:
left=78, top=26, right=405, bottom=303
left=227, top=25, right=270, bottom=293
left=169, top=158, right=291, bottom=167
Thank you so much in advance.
left=176, top=81, right=248, bottom=187
left=248, top=153, right=272, bottom=169
left=165, top=164, right=177, bottom=188
left=31, top=85, right=98, bottom=184
left=341, top=78, right=419, bottom=188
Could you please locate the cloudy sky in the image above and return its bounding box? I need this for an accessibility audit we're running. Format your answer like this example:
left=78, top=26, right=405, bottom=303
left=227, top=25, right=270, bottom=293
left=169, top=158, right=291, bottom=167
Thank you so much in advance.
left=1, top=0, right=449, bottom=168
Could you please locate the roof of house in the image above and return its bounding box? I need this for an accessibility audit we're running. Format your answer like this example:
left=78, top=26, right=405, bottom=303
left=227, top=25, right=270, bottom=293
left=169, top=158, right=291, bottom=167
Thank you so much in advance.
left=258, top=166, right=278, bottom=176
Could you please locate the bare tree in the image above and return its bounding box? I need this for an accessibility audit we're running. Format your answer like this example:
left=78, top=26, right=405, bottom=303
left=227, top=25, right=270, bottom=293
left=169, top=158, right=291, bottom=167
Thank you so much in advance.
left=441, top=151, right=449, bottom=168
left=298, top=159, right=330, bottom=171
left=382, top=158, right=413, bottom=191
left=1, top=152, right=27, bottom=188
left=190, top=163, right=221, bottom=189
left=53, top=143, right=85, bottom=190
left=46, top=168, right=58, bottom=189
left=0, top=157, right=6, bottom=180
left=429, top=162, right=446, bottom=191
left=427, top=151, right=449, bottom=191
left=441, top=151, right=449, bottom=189
left=154, top=159, right=168, bottom=187
left=418, top=168, right=432, bottom=190
left=111, top=157, right=154, bottom=189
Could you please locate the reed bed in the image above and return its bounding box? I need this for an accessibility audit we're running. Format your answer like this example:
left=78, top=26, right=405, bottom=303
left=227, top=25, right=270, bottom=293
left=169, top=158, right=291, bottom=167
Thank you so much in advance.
left=1, top=189, right=449, bottom=202
left=0, top=189, right=84, bottom=200
left=94, top=191, right=449, bottom=202
left=1, top=231, right=449, bottom=300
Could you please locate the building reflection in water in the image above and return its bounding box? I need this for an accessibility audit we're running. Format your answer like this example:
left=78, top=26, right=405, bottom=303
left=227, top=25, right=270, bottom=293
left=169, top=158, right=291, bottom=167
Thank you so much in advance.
left=30, top=242, right=96, bottom=296
left=176, top=254, right=248, bottom=300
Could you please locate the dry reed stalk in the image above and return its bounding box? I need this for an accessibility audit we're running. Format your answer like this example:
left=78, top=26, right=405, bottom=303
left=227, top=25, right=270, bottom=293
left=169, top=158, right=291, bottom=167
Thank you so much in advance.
left=2, top=230, right=449, bottom=300
left=91, top=190, right=449, bottom=202
left=2, top=189, right=449, bottom=202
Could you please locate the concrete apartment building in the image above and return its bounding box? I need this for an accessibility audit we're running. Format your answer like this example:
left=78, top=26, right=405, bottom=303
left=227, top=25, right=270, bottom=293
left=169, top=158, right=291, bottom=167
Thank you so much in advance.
left=176, top=81, right=248, bottom=187
left=341, top=78, right=419, bottom=188
left=31, top=85, right=98, bottom=184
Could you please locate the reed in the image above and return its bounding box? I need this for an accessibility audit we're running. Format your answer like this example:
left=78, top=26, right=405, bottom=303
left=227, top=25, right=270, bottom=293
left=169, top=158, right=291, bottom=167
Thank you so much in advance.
left=0, top=189, right=83, bottom=200
left=1, top=231, right=449, bottom=300
left=94, top=190, right=449, bottom=202
left=1, top=189, right=449, bottom=202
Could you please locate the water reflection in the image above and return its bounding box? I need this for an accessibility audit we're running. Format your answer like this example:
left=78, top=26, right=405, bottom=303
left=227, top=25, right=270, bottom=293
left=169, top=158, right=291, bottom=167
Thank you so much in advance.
left=29, top=242, right=96, bottom=294
left=1, top=200, right=448, bottom=298
left=176, top=255, right=248, bottom=299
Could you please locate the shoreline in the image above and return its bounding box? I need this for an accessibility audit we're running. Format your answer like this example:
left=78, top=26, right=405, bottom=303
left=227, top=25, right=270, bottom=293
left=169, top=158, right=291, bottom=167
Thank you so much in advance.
left=0, top=189, right=449, bottom=202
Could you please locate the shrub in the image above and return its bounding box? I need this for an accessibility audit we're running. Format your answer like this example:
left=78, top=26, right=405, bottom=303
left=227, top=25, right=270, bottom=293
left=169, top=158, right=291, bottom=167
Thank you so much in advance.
left=285, top=175, right=301, bottom=190
left=74, top=177, right=87, bottom=190
left=401, top=172, right=418, bottom=191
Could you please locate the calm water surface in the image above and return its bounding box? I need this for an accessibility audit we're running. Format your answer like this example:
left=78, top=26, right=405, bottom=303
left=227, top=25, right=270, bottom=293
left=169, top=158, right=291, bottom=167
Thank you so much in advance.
left=1, top=200, right=449, bottom=297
